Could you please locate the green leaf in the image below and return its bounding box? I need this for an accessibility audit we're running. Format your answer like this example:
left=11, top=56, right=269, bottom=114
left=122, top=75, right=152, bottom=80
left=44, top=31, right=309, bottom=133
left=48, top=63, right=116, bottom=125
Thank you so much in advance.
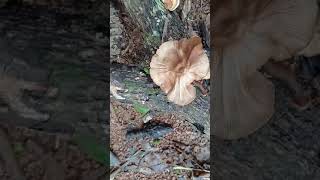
left=143, top=67, right=150, bottom=75
left=150, top=139, right=161, bottom=146
left=133, top=103, right=150, bottom=117
left=173, top=169, right=182, bottom=175
left=72, top=134, right=108, bottom=166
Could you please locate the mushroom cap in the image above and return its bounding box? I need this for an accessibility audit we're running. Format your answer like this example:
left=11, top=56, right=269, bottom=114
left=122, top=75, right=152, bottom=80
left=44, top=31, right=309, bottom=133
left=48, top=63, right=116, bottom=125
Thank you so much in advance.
left=299, top=17, right=320, bottom=57
left=213, top=0, right=318, bottom=58
left=163, top=0, right=180, bottom=11
left=150, top=36, right=210, bottom=106
left=212, top=0, right=319, bottom=139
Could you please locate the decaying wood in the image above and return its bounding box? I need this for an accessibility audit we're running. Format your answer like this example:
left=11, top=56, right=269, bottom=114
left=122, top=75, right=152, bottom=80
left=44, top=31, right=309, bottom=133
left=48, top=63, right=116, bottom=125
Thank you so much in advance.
left=120, top=0, right=188, bottom=47
left=110, top=63, right=210, bottom=135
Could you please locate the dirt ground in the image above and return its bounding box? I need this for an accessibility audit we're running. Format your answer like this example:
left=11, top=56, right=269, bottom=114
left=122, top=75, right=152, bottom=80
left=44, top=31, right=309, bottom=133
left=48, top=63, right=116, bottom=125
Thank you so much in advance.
left=110, top=100, right=209, bottom=179
left=0, top=124, right=107, bottom=180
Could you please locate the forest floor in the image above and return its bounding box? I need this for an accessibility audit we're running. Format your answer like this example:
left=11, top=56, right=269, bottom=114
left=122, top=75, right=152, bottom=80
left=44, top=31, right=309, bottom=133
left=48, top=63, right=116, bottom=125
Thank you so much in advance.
left=110, top=0, right=210, bottom=179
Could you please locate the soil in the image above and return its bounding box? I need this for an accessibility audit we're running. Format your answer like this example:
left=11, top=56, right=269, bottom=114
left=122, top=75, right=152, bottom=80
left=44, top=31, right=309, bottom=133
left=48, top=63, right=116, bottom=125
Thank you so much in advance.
left=0, top=124, right=107, bottom=180
left=110, top=100, right=210, bottom=179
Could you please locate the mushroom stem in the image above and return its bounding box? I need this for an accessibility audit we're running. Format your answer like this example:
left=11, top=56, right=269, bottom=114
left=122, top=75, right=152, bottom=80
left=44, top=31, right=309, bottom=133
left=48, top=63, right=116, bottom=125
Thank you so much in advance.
left=262, top=60, right=312, bottom=110
left=262, top=61, right=303, bottom=95
left=193, top=80, right=208, bottom=96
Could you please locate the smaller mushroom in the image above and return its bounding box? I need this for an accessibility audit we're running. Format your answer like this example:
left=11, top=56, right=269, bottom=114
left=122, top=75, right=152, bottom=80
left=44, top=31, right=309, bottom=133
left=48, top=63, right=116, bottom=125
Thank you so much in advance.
left=150, top=36, right=210, bottom=106
left=162, top=0, right=180, bottom=11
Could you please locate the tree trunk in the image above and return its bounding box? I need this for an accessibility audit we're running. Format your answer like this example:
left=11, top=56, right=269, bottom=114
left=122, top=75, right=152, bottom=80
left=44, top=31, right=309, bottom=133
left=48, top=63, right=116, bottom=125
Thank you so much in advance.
left=114, top=0, right=210, bottom=134
left=120, top=0, right=188, bottom=47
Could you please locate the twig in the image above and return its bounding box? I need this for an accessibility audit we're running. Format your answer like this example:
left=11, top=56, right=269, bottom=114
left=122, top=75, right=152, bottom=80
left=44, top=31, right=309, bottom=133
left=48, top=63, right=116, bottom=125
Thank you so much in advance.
left=173, top=166, right=210, bottom=173
left=110, top=149, right=145, bottom=180
left=121, top=39, right=132, bottom=55
left=161, top=18, right=169, bottom=43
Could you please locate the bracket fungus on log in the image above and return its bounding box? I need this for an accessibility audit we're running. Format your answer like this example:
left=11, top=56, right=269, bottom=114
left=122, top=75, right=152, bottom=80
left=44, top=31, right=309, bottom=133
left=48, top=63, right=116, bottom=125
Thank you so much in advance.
left=212, top=0, right=319, bottom=140
left=150, top=36, right=210, bottom=106
left=163, top=0, right=180, bottom=11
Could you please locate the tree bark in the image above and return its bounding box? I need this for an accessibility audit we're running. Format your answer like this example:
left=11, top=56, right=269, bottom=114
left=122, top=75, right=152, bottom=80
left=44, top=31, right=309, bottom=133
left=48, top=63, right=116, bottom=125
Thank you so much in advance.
left=120, top=0, right=188, bottom=47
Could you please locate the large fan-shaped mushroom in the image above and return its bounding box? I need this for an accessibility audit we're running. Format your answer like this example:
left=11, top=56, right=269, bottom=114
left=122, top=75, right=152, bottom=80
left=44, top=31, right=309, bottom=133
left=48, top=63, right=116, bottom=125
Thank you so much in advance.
left=212, top=0, right=318, bottom=139
left=150, top=36, right=210, bottom=106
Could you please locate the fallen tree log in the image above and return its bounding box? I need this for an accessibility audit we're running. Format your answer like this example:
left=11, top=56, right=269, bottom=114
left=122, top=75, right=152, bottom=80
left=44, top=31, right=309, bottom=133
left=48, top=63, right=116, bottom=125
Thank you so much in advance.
left=110, top=62, right=210, bottom=135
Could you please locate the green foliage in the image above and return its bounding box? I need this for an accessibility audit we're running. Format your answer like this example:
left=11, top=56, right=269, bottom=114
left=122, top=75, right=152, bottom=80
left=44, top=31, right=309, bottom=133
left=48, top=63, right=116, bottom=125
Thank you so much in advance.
left=124, top=80, right=160, bottom=95
left=150, top=139, right=161, bottom=146
left=173, top=169, right=182, bottom=175
left=143, top=67, right=150, bottom=75
left=133, top=103, right=150, bottom=117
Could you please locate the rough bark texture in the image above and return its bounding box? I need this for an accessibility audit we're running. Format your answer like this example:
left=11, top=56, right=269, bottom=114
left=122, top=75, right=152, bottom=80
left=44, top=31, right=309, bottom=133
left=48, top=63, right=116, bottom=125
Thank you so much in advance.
left=110, top=63, right=210, bottom=135
left=110, top=4, right=124, bottom=60
left=120, top=0, right=188, bottom=47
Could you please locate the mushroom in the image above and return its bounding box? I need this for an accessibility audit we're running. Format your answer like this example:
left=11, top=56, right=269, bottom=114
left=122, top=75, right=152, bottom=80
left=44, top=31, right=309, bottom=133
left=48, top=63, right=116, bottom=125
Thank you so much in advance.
left=150, top=36, right=210, bottom=106
left=299, top=17, right=320, bottom=57
left=162, top=0, right=180, bottom=11
left=212, top=0, right=318, bottom=139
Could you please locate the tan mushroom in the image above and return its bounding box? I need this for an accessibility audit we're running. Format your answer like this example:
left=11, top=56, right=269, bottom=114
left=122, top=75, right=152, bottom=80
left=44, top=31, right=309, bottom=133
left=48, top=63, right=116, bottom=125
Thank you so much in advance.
left=212, top=0, right=318, bottom=139
left=150, top=36, right=210, bottom=106
left=162, top=0, right=180, bottom=11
